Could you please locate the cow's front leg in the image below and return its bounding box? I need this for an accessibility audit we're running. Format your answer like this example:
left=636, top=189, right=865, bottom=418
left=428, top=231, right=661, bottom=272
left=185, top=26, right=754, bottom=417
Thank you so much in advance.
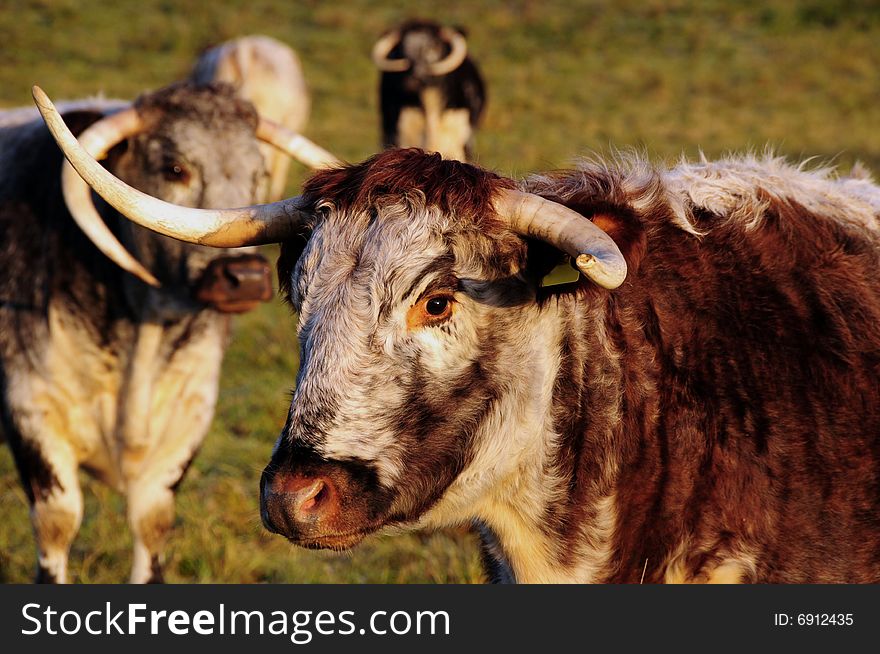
left=122, top=317, right=224, bottom=584
left=9, top=435, right=82, bottom=584
left=126, top=479, right=175, bottom=584
left=125, top=434, right=205, bottom=584
left=124, top=398, right=213, bottom=584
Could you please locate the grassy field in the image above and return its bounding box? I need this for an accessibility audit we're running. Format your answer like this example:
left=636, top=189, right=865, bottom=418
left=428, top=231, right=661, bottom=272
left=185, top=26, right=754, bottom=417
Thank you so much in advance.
left=1, top=0, right=879, bottom=583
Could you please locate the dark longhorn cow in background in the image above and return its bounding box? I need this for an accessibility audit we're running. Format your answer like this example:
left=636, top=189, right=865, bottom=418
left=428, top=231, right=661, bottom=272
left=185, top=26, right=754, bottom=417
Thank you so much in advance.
left=373, top=19, right=486, bottom=161
left=40, top=90, right=880, bottom=583
left=0, top=82, right=332, bottom=583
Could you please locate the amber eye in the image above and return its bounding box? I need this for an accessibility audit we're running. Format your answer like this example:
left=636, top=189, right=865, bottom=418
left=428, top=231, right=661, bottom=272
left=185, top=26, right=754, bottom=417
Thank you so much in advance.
left=426, top=297, right=449, bottom=316
left=407, top=293, right=455, bottom=329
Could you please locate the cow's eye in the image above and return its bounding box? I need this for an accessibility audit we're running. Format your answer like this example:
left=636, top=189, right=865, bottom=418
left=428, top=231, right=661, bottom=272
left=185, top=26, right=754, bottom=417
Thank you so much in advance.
left=407, top=293, right=455, bottom=329
left=426, top=297, right=449, bottom=316
left=162, top=161, right=190, bottom=183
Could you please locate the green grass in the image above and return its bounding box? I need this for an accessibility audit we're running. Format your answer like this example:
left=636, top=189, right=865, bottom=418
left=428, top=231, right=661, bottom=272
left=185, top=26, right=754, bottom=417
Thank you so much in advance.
left=1, top=0, right=879, bottom=583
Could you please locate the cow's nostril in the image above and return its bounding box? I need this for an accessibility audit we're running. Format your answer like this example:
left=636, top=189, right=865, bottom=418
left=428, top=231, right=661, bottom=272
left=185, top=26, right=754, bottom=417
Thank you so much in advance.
left=223, top=267, right=241, bottom=288
left=296, top=478, right=330, bottom=516
left=265, top=472, right=341, bottom=536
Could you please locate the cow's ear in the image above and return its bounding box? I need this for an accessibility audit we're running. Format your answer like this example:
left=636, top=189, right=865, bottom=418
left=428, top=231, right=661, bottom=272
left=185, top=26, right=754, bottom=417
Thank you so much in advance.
left=104, top=137, right=130, bottom=166
left=59, top=110, right=106, bottom=138
left=277, top=233, right=311, bottom=305
left=527, top=203, right=646, bottom=291
left=588, top=210, right=647, bottom=276
left=61, top=110, right=133, bottom=166
left=57, top=109, right=131, bottom=169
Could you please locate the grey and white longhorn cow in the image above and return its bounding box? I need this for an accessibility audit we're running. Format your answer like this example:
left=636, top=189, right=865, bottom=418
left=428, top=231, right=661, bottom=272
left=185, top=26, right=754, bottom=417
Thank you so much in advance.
left=40, top=88, right=880, bottom=583
left=1, top=83, right=336, bottom=583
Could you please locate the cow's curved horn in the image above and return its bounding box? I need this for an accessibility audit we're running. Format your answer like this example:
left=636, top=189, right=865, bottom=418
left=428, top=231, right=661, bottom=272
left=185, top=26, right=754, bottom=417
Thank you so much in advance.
left=256, top=118, right=342, bottom=170
left=372, top=30, right=410, bottom=72
left=35, top=86, right=310, bottom=247
left=427, top=28, right=468, bottom=76
left=59, top=106, right=162, bottom=286
left=493, top=189, right=628, bottom=290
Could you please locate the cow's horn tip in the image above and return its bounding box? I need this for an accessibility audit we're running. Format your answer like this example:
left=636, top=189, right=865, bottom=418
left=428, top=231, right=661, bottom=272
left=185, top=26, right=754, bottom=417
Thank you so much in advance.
left=32, top=85, right=49, bottom=105
left=575, top=253, right=596, bottom=271
left=575, top=254, right=627, bottom=290
left=141, top=273, right=162, bottom=288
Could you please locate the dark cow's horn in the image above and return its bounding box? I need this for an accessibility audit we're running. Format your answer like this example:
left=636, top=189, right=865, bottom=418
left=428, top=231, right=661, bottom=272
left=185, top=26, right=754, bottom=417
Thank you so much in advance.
left=493, top=189, right=628, bottom=290
left=59, top=106, right=161, bottom=286
left=371, top=30, right=410, bottom=72
left=34, top=86, right=310, bottom=248
left=256, top=118, right=342, bottom=170
left=427, top=28, right=468, bottom=76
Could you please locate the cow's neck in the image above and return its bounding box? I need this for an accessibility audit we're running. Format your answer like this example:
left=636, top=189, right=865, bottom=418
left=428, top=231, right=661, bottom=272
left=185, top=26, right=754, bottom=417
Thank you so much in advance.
left=471, top=293, right=636, bottom=583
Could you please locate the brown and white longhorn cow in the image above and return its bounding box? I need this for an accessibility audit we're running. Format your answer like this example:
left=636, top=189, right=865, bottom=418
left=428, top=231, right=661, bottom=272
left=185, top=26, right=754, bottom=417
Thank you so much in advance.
left=40, top=90, right=880, bottom=583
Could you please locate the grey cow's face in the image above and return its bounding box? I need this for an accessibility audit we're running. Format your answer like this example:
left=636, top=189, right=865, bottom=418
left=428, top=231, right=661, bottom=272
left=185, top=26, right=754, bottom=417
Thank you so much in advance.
left=119, top=116, right=266, bottom=212
left=104, top=84, right=273, bottom=312
left=116, top=115, right=267, bottom=281
left=261, top=194, right=542, bottom=549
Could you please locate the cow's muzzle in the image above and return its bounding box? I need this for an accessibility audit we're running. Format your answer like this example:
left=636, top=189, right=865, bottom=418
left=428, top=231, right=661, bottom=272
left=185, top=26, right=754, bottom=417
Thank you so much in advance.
left=193, top=254, right=273, bottom=313
left=259, top=455, right=386, bottom=550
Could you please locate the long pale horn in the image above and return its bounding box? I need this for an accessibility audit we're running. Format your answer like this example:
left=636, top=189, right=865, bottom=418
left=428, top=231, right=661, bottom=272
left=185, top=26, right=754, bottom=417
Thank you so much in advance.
left=493, top=189, right=628, bottom=290
left=427, top=28, right=468, bottom=76
left=372, top=30, right=410, bottom=72
left=59, top=106, right=160, bottom=286
left=34, top=86, right=309, bottom=247
left=256, top=118, right=342, bottom=170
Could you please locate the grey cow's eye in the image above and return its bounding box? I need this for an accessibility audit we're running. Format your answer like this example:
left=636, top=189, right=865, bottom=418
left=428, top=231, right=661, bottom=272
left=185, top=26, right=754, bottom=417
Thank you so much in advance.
left=162, top=161, right=191, bottom=183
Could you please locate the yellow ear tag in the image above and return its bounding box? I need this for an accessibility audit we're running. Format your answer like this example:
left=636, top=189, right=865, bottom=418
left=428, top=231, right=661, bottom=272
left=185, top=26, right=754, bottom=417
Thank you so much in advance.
left=540, top=256, right=582, bottom=287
